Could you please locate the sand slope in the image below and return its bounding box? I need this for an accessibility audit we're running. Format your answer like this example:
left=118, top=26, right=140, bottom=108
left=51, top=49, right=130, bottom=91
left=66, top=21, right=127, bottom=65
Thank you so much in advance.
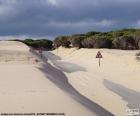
left=0, top=41, right=98, bottom=116
left=0, top=41, right=113, bottom=116
left=43, top=47, right=140, bottom=116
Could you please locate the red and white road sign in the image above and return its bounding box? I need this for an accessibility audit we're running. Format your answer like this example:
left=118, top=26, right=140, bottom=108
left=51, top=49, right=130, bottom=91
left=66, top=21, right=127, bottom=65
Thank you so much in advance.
left=96, top=51, right=103, bottom=58
left=96, top=51, right=103, bottom=67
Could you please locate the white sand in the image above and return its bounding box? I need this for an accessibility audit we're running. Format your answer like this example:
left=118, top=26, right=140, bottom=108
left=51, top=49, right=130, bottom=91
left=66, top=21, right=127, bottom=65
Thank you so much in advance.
left=43, top=47, right=140, bottom=116
left=0, top=41, right=99, bottom=116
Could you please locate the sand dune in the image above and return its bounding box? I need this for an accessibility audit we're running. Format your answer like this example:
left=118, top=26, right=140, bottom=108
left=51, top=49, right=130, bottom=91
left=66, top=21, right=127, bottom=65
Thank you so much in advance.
left=43, top=47, right=140, bottom=116
left=0, top=41, right=35, bottom=64
left=0, top=41, right=113, bottom=116
left=2, top=41, right=139, bottom=116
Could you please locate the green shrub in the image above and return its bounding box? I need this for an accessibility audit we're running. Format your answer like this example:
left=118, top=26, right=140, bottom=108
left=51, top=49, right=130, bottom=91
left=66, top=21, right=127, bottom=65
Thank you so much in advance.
left=53, top=28, right=140, bottom=50
left=112, top=36, right=137, bottom=50
left=23, top=39, right=53, bottom=50
left=70, top=36, right=85, bottom=48
left=53, top=36, right=71, bottom=48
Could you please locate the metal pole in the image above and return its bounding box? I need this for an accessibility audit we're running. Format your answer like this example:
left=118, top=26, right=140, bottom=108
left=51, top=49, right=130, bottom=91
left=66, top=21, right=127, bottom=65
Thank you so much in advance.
left=99, top=58, right=100, bottom=67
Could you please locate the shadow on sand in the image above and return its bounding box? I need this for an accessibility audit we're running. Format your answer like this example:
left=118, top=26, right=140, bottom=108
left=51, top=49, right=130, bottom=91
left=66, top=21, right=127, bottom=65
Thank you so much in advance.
left=104, top=79, right=140, bottom=109
left=43, top=52, right=62, bottom=61
left=43, top=52, right=86, bottom=73
left=31, top=49, right=113, bottom=116
left=38, top=63, right=114, bottom=116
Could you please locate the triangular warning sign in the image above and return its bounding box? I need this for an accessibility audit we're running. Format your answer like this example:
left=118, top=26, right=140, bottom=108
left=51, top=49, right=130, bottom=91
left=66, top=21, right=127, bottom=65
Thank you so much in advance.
left=96, top=51, right=103, bottom=58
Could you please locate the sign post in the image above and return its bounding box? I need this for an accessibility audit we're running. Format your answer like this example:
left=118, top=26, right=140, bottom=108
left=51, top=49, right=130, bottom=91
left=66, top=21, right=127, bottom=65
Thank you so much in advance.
left=99, top=57, right=100, bottom=67
left=96, top=51, right=103, bottom=67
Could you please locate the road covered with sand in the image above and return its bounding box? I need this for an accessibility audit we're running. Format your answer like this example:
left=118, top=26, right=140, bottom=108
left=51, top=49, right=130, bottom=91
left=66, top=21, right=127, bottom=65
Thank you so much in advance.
left=0, top=41, right=113, bottom=116
left=43, top=47, right=140, bottom=116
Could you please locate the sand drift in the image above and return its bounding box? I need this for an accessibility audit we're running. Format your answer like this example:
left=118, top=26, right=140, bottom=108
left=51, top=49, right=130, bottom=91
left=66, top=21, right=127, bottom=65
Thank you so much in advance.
left=0, top=41, right=114, bottom=116
left=43, top=47, right=140, bottom=116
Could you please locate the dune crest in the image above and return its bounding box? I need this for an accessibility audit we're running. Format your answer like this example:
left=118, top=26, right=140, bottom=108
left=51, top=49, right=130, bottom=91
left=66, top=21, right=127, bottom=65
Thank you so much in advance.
left=0, top=41, right=38, bottom=64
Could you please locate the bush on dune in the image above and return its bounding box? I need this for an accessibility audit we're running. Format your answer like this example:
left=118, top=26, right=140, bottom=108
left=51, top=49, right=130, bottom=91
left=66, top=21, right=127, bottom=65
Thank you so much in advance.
left=53, top=36, right=71, bottom=48
left=133, top=35, right=140, bottom=49
left=53, top=28, right=140, bottom=50
left=23, top=39, right=53, bottom=50
left=70, top=35, right=85, bottom=48
left=112, top=36, right=137, bottom=50
left=10, top=28, right=140, bottom=50
left=81, top=37, right=95, bottom=48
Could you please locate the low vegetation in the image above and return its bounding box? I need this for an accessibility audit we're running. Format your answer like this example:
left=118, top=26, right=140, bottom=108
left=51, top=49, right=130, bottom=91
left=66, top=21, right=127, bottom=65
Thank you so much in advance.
left=10, top=29, right=140, bottom=50
left=11, top=39, right=53, bottom=50
left=24, top=39, right=53, bottom=50
left=53, top=29, right=140, bottom=50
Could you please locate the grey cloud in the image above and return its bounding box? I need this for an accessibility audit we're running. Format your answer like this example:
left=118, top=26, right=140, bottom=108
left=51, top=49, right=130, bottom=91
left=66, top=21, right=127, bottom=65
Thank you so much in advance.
left=0, top=0, right=140, bottom=39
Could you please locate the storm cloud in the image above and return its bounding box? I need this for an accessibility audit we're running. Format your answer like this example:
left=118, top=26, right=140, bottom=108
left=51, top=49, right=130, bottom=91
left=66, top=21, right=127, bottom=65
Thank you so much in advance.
left=0, top=0, right=140, bottom=39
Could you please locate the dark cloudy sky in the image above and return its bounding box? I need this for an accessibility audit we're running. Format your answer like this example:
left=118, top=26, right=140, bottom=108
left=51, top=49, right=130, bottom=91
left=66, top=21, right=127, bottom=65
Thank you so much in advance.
left=0, top=0, right=140, bottom=39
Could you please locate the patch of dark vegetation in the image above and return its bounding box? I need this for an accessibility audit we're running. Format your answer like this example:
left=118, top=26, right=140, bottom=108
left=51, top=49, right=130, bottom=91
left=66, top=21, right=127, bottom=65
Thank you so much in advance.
left=53, top=36, right=71, bottom=48
left=11, top=39, right=53, bottom=50
left=9, top=28, right=140, bottom=50
left=53, top=28, right=140, bottom=50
